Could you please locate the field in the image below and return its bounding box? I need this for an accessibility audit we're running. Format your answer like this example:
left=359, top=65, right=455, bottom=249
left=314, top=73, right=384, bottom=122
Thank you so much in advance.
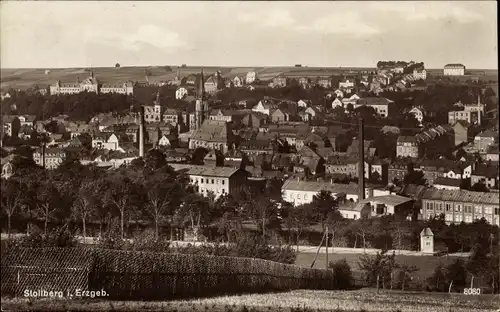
left=0, top=66, right=371, bottom=90
left=294, top=252, right=459, bottom=282
left=2, top=289, right=499, bottom=311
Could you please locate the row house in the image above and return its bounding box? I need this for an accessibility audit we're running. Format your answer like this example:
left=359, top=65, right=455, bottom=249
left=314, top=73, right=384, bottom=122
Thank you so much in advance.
left=169, top=164, right=249, bottom=199
left=239, top=140, right=274, bottom=162
left=421, top=189, right=499, bottom=225
left=33, top=147, right=66, bottom=169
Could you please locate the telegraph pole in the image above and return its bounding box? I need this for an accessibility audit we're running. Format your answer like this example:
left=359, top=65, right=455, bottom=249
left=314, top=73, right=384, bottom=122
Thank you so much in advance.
left=325, top=225, right=329, bottom=270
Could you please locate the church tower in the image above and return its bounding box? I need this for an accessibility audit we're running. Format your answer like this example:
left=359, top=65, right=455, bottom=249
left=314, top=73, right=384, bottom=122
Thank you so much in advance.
left=195, top=69, right=209, bottom=130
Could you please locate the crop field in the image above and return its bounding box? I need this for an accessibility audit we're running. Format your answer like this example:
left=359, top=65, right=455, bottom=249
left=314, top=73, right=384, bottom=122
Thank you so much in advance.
left=295, top=252, right=458, bottom=282
left=0, top=66, right=374, bottom=90
left=2, top=289, right=499, bottom=311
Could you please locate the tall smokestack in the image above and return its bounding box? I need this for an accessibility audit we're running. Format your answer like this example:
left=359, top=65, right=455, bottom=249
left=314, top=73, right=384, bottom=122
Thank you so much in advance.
left=139, top=106, right=145, bottom=157
left=358, top=118, right=365, bottom=200
left=42, top=143, right=46, bottom=169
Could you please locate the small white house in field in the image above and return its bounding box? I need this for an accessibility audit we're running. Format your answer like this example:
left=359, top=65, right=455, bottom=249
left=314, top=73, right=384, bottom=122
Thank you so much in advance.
left=420, top=227, right=434, bottom=254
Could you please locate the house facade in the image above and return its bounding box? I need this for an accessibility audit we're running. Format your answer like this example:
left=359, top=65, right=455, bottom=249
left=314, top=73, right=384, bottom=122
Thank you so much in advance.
left=444, top=64, right=465, bottom=76
left=175, top=87, right=188, bottom=99
left=170, top=164, right=249, bottom=199
left=33, top=147, right=66, bottom=169
left=396, top=136, right=419, bottom=158
left=421, top=189, right=499, bottom=225
left=281, top=178, right=360, bottom=206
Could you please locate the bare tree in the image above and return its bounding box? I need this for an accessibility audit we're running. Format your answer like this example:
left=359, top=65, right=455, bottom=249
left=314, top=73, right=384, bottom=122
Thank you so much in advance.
left=1, top=179, right=23, bottom=239
left=36, top=180, right=61, bottom=236
left=73, top=180, right=100, bottom=238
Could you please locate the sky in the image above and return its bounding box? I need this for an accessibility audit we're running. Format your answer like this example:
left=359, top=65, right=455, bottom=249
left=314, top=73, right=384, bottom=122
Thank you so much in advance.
left=1, top=1, right=497, bottom=69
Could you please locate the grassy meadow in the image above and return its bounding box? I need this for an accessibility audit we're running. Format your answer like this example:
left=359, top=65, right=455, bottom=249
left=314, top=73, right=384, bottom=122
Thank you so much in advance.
left=3, top=289, right=499, bottom=311
left=294, top=252, right=459, bottom=282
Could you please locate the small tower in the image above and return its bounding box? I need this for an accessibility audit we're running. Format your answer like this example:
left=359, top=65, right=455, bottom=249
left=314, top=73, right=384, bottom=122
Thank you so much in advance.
left=420, top=227, right=434, bottom=254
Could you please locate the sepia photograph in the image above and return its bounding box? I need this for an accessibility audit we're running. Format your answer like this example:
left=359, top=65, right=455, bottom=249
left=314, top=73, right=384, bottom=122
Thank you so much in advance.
left=0, top=1, right=499, bottom=311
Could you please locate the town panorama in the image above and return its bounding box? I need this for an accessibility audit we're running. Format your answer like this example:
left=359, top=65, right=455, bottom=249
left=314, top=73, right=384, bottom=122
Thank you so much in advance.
left=1, top=1, right=499, bottom=311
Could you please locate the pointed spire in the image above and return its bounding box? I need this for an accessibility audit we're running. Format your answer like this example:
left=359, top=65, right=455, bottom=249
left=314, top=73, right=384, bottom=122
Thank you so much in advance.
left=156, top=89, right=160, bottom=105
left=198, top=68, right=205, bottom=99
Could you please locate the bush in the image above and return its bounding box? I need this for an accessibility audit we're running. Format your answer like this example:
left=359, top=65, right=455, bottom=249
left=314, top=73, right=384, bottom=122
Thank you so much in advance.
left=9, top=225, right=77, bottom=248
left=329, top=259, right=354, bottom=289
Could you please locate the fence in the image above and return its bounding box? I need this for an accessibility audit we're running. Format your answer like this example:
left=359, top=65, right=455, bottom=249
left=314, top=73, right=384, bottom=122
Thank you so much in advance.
left=1, top=247, right=336, bottom=300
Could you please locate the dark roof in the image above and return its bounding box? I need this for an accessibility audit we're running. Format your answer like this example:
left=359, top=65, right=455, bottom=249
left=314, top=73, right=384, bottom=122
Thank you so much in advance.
left=433, top=177, right=462, bottom=187
left=422, top=188, right=499, bottom=205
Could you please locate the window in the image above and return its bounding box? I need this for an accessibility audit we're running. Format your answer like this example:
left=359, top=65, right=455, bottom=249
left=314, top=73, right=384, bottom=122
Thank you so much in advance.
left=426, top=242, right=430, bottom=246
left=495, top=208, right=499, bottom=216
left=201, top=178, right=204, bottom=183
left=445, top=214, right=452, bottom=222
left=465, top=205, right=472, bottom=214
left=485, top=207, right=492, bottom=215
left=297, top=194, right=301, bottom=200
left=222, top=180, right=225, bottom=185
left=304, top=194, right=308, bottom=200
left=465, top=215, right=472, bottom=223
left=455, top=215, right=462, bottom=222
left=211, top=179, right=214, bottom=184
left=475, top=206, right=482, bottom=214
left=455, top=205, right=462, bottom=212
left=445, top=203, right=452, bottom=212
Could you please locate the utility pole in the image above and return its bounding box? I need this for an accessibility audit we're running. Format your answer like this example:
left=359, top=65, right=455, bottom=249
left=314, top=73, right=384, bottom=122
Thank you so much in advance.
left=358, top=118, right=365, bottom=200
left=325, top=225, right=329, bottom=270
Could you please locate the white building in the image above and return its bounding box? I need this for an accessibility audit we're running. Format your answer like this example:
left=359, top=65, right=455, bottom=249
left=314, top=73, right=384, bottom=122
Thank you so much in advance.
left=175, top=87, right=188, bottom=100
left=246, top=71, right=256, bottom=84
left=281, top=178, right=360, bottom=206
left=100, top=82, right=134, bottom=95
left=413, top=69, right=427, bottom=80
left=444, top=64, right=465, bottom=76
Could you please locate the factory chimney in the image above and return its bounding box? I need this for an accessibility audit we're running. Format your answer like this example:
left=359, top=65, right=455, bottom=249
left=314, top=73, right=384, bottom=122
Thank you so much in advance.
left=139, top=105, right=145, bottom=157
left=358, top=118, right=365, bottom=200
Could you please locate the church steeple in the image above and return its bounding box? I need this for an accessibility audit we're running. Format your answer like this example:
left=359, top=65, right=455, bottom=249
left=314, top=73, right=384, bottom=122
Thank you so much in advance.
left=197, top=68, right=205, bottom=100
left=155, top=90, right=160, bottom=105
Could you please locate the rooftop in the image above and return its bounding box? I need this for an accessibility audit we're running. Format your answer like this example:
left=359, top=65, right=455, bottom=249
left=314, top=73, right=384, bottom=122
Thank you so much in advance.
left=422, top=188, right=499, bottom=205
left=282, top=178, right=359, bottom=195
left=169, top=164, right=246, bottom=178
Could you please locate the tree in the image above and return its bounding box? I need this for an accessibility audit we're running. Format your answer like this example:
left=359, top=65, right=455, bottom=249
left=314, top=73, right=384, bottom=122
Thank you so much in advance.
left=1, top=179, right=24, bottom=239
left=144, top=171, right=184, bottom=240
left=358, top=250, right=398, bottom=291
left=398, top=264, right=419, bottom=291
left=212, top=194, right=242, bottom=242
left=104, top=172, right=139, bottom=239
left=144, top=149, right=168, bottom=173
left=115, top=63, right=120, bottom=68
left=73, top=180, right=101, bottom=238
left=470, top=181, right=489, bottom=192
left=310, top=190, right=340, bottom=231
left=35, top=178, right=61, bottom=236
left=179, top=191, right=211, bottom=241
left=281, top=202, right=313, bottom=250
left=403, top=170, right=426, bottom=186
left=329, top=259, right=354, bottom=289
left=240, top=185, right=280, bottom=238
